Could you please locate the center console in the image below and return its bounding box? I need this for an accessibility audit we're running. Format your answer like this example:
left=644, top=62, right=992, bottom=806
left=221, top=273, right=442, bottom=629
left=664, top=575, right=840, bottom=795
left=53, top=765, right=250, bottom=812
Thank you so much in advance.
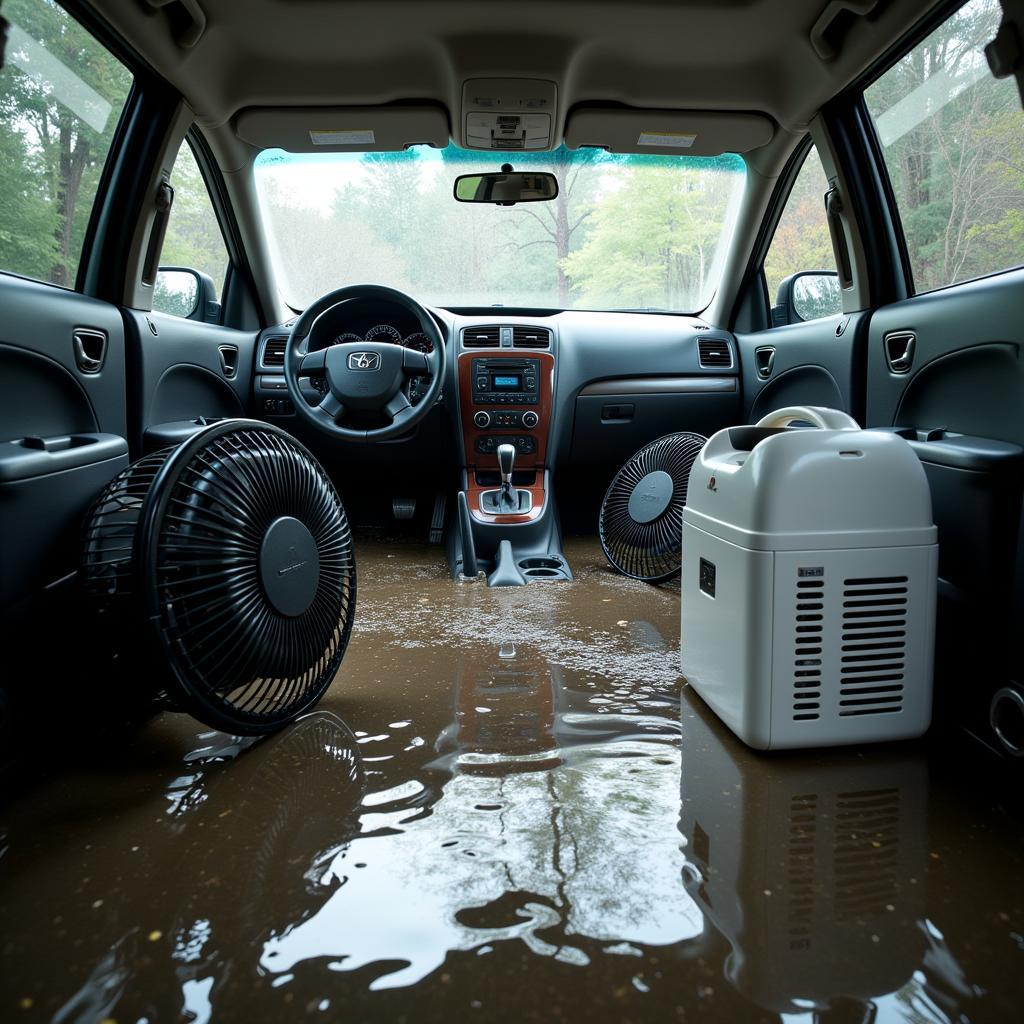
left=457, top=345, right=555, bottom=524
left=452, top=326, right=569, bottom=586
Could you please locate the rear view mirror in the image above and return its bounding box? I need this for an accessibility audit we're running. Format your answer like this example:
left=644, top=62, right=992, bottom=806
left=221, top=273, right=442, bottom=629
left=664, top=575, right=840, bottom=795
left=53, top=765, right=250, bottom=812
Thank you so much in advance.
left=772, top=270, right=841, bottom=326
left=454, top=166, right=558, bottom=206
left=154, top=267, right=221, bottom=323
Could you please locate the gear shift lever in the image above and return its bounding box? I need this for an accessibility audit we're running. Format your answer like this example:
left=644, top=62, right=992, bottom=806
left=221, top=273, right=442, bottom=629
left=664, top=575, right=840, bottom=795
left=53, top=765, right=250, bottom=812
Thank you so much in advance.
left=497, top=443, right=516, bottom=511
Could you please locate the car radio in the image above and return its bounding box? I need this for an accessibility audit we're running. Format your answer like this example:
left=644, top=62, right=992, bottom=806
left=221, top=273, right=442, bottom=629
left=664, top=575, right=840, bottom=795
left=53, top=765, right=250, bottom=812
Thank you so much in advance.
left=472, top=358, right=540, bottom=405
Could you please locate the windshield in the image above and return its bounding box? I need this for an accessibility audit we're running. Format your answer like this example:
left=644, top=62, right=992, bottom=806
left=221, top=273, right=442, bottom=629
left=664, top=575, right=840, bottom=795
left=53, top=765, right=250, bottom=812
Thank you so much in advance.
left=254, top=145, right=746, bottom=312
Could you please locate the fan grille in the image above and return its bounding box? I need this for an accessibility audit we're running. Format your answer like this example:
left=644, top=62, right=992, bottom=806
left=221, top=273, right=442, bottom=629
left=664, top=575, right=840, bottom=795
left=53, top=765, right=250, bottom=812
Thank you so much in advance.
left=82, top=423, right=355, bottom=734
left=599, top=432, right=707, bottom=583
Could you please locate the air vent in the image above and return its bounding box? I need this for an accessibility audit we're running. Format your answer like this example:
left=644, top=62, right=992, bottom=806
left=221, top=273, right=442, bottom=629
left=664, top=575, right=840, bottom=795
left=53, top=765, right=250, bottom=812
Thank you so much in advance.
left=462, top=326, right=500, bottom=348
left=838, top=576, right=907, bottom=717
left=698, top=338, right=732, bottom=368
left=512, top=326, right=551, bottom=348
left=262, top=336, right=287, bottom=367
left=792, top=574, right=825, bottom=721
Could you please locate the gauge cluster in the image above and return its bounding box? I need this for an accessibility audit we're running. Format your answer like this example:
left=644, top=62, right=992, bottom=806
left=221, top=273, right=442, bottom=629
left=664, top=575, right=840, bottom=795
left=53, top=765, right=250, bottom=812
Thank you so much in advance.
left=329, top=325, right=433, bottom=353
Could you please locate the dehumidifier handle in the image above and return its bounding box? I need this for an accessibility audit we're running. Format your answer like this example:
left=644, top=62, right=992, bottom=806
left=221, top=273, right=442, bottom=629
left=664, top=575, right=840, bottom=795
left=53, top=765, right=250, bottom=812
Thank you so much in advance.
left=755, top=406, right=859, bottom=430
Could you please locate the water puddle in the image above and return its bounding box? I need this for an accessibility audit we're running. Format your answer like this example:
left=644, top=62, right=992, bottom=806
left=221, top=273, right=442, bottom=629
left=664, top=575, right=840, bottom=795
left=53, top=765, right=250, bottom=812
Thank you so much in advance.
left=0, top=537, right=1021, bottom=1021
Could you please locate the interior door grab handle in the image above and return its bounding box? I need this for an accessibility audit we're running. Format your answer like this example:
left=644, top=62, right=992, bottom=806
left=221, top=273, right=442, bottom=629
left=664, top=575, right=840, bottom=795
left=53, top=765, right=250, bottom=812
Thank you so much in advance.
left=73, top=328, right=107, bottom=374
left=754, top=346, right=776, bottom=380
left=884, top=330, right=916, bottom=374
left=218, top=345, right=239, bottom=379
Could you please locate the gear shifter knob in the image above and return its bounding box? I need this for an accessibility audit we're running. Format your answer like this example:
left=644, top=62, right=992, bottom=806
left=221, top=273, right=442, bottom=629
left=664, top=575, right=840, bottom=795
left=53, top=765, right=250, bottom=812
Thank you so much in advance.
left=497, top=443, right=516, bottom=486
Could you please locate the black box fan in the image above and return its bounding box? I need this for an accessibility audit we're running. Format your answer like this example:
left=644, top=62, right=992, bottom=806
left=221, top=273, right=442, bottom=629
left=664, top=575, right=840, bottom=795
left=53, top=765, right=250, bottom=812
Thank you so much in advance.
left=82, top=420, right=356, bottom=734
left=599, top=431, right=707, bottom=583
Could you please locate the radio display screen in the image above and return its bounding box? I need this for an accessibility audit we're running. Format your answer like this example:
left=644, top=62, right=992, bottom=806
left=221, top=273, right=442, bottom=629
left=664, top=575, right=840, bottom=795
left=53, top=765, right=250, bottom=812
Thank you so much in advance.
left=492, top=374, right=522, bottom=390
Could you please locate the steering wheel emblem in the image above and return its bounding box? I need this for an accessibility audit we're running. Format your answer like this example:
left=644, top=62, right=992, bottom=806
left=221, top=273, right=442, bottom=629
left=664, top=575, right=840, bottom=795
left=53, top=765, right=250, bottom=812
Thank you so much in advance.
left=348, top=351, right=381, bottom=370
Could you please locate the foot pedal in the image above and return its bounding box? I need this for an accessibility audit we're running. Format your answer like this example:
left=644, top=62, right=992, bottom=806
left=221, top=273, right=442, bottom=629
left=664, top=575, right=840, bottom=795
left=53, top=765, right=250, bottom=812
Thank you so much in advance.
left=429, top=491, right=447, bottom=544
left=392, top=497, right=416, bottom=521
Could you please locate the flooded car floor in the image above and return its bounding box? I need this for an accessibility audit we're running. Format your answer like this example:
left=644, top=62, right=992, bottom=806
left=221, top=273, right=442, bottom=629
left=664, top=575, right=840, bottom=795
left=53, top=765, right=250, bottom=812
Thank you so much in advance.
left=1, top=535, right=1023, bottom=1022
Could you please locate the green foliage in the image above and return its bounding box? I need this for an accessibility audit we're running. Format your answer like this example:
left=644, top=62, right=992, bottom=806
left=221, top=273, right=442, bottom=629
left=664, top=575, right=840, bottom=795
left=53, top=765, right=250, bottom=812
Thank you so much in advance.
left=257, top=146, right=743, bottom=310
left=865, top=0, right=1024, bottom=292
left=160, top=142, right=230, bottom=294
left=563, top=161, right=738, bottom=310
left=0, top=0, right=131, bottom=285
left=763, top=147, right=835, bottom=307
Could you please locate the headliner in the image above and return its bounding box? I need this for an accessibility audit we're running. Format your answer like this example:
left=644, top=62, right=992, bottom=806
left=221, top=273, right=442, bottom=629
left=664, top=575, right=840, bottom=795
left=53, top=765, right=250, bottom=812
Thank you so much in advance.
left=85, top=0, right=943, bottom=152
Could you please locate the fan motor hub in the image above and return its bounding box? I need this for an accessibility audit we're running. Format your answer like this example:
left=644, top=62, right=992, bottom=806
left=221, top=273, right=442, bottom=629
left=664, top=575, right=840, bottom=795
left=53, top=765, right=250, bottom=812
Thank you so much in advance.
left=628, top=470, right=675, bottom=524
left=259, top=516, right=321, bottom=617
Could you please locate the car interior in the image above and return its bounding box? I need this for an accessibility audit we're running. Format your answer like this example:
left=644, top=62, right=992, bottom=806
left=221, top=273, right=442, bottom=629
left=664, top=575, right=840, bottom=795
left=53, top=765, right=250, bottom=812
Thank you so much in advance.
left=1, top=0, right=1023, bottom=1019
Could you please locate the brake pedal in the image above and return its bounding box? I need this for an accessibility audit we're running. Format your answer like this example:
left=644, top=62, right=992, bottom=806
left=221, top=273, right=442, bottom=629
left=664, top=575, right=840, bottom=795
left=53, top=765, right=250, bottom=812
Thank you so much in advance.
left=392, top=497, right=416, bottom=520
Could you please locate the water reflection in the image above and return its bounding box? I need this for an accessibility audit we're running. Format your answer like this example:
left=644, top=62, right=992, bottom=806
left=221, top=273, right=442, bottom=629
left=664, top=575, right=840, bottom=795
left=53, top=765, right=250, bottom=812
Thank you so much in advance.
left=46, top=711, right=364, bottom=1024
left=261, top=639, right=696, bottom=990
left=679, top=692, right=977, bottom=1022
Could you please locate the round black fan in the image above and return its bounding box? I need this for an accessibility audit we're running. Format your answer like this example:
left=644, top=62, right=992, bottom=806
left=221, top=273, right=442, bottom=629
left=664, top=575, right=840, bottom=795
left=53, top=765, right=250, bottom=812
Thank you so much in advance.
left=82, top=420, right=356, bottom=734
left=599, top=431, right=707, bottom=583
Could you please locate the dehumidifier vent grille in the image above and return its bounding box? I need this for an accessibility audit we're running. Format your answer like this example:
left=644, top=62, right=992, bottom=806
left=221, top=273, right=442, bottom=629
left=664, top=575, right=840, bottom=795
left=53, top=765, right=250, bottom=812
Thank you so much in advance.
left=838, top=576, right=908, bottom=717
left=792, top=575, right=826, bottom=720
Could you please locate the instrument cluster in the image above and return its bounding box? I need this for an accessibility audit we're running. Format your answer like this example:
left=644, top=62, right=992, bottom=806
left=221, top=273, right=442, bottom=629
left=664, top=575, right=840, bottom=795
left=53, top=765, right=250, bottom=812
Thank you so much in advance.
left=331, top=324, right=433, bottom=353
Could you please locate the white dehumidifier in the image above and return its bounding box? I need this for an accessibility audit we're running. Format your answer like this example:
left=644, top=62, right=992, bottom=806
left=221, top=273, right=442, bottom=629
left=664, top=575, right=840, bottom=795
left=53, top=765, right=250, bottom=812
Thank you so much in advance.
left=681, top=406, right=938, bottom=750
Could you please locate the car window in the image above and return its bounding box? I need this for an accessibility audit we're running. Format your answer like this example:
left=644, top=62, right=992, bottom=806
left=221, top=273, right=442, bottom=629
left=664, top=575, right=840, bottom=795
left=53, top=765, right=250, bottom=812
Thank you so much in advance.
left=865, top=0, right=1024, bottom=294
left=0, top=0, right=132, bottom=288
left=153, top=140, right=230, bottom=318
left=763, top=145, right=841, bottom=323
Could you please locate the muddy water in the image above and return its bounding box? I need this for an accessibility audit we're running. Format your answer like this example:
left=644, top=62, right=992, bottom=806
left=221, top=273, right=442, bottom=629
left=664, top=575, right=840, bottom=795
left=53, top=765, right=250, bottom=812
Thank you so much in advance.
left=1, top=536, right=1022, bottom=1022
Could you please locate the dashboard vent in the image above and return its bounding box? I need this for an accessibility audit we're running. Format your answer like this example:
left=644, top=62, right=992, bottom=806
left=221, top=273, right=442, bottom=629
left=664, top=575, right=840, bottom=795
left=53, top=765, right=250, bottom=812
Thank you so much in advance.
left=698, top=338, right=732, bottom=368
left=512, top=326, right=551, bottom=349
left=262, top=336, right=287, bottom=367
left=462, top=326, right=500, bottom=348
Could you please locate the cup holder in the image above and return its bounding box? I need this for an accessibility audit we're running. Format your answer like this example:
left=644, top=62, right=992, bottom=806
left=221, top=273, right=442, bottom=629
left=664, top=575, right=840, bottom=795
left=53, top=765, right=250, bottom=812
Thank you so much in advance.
left=519, top=557, right=562, bottom=571
left=517, top=556, right=567, bottom=581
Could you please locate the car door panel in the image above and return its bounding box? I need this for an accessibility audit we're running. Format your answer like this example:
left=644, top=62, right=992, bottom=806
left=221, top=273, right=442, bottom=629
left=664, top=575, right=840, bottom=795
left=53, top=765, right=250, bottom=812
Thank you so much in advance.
left=735, top=311, right=868, bottom=423
left=0, top=274, right=129, bottom=613
left=122, top=309, right=258, bottom=454
left=865, top=267, right=1024, bottom=748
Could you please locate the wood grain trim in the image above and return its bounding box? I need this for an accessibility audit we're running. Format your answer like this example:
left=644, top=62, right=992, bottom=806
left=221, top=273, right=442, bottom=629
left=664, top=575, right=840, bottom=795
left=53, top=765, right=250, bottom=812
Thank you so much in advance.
left=458, top=349, right=555, bottom=472
left=466, top=480, right=546, bottom=524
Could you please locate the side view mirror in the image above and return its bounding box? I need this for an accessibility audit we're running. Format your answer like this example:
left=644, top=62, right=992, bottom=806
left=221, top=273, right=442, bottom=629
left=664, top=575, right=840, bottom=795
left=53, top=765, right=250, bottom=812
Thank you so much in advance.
left=771, top=270, right=841, bottom=326
left=154, top=266, right=221, bottom=323
left=453, top=167, right=558, bottom=206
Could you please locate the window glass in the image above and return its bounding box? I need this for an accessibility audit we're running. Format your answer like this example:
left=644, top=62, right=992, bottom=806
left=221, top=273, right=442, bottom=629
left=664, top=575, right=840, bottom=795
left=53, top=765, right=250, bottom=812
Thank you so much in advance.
left=157, top=140, right=230, bottom=314
left=0, top=0, right=132, bottom=286
left=763, top=145, right=841, bottom=322
left=254, top=145, right=747, bottom=312
left=865, top=0, right=1024, bottom=293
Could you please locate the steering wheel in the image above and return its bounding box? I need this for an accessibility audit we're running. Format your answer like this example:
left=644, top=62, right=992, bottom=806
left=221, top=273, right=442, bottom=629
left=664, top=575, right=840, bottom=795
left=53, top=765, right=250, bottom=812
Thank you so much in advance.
left=284, top=284, right=446, bottom=442
left=755, top=405, right=859, bottom=430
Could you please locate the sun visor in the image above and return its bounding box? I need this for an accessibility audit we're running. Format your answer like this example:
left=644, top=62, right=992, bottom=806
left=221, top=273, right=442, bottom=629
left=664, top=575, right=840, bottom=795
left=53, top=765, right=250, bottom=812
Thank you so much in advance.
left=234, top=104, right=450, bottom=152
left=564, top=108, right=774, bottom=155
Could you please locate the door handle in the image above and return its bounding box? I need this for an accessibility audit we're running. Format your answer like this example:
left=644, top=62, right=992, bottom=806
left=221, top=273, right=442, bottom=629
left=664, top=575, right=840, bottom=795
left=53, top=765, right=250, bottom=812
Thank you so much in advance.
left=884, top=331, right=915, bottom=374
left=754, top=346, right=776, bottom=380
left=73, top=328, right=107, bottom=374
left=218, top=345, right=239, bottom=379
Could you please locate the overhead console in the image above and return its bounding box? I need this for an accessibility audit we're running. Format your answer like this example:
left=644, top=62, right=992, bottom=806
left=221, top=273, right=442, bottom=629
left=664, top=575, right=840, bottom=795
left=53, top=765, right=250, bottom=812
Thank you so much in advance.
left=460, top=79, right=557, bottom=151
